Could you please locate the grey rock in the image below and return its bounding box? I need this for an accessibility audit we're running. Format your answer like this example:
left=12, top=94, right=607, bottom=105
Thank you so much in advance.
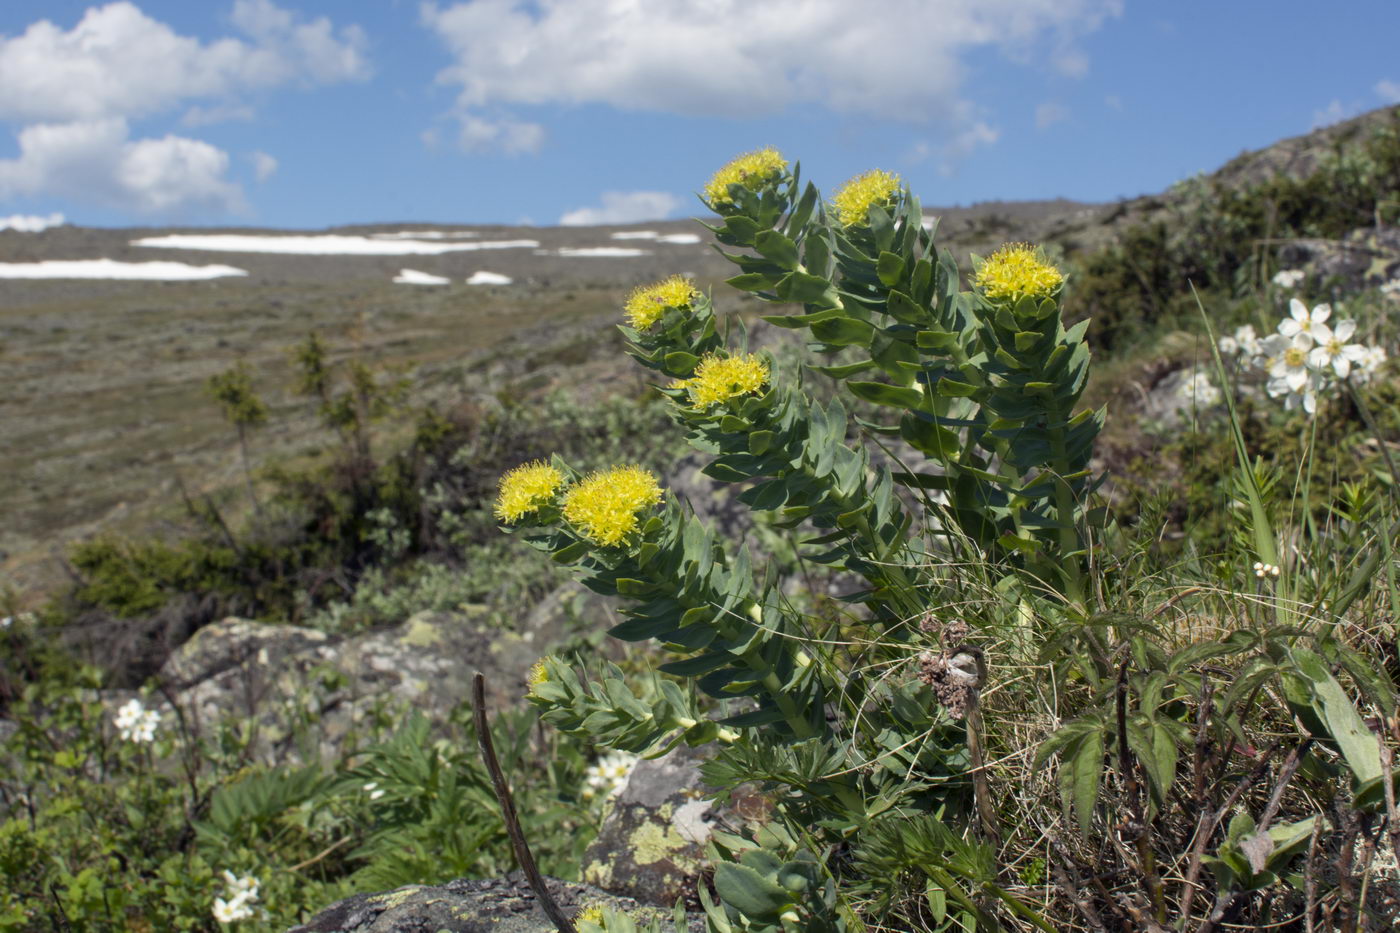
left=145, top=608, right=555, bottom=763
left=581, top=745, right=768, bottom=909
left=289, top=874, right=700, bottom=933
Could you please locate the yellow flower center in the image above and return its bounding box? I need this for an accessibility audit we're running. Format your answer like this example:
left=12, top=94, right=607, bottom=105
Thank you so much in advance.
left=562, top=465, right=664, bottom=547
left=830, top=169, right=901, bottom=227
left=494, top=460, right=565, bottom=523
left=974, top=243, right=1064, bottom=302
left=623, top=275, right=699, bottom=330
left=703, top=148, right=788, bottom=206
left=1284, top=346, right=1307, bottom=367
left=678, top=353, right=769, bottom=408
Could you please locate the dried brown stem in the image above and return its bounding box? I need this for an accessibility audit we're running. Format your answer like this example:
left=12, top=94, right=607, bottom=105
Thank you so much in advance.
left=472, top=672, right=576, bottom=933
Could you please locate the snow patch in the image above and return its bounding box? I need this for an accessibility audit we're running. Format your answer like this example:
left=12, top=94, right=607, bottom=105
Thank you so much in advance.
left=552, top=247, right=650, bottom=258
left=0, top=213, right=65, bottom=232
left=0, top=259, right=246, bottom=280
left=393, top=268, right=451, bottom=285
left=131, top=234, right=538, bottom=255
left=371, top=230, right=479, bottom=240
left=466, top=271, right=512, bottom=285
left=608, top=230, right=701, bottom=245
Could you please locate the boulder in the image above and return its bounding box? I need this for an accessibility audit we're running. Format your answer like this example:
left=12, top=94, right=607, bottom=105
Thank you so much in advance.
left=581, top=744, right=770, bottom=909
left=290, top=874, right=700, bottom=933
left=146, top=605, right=578, bottom=763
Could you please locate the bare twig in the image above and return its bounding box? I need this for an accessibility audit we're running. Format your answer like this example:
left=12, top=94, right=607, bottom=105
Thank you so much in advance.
left=1304, top=814, right=1323, bottom=933
left=287, top=836, right=352, bottom=873
left=472, top=672, right=576, bottom=933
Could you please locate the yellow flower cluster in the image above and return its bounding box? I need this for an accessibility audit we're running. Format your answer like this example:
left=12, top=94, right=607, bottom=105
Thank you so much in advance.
left=623, top=275, right=699, bottom=330
left=494, top=460, right=565, bottom=523
left=526, top=658, right=550, bottom=694
left=672, top=353, right=769, bottom=408
left=831, top=169, right=900, bottom=227
left=576, top=904, right=608, bottom=928
left=562, top=465, right=663, bottom=547
left=703, top=147, right=788, bottom=206
left=974, top=243, right=1064, bottom=302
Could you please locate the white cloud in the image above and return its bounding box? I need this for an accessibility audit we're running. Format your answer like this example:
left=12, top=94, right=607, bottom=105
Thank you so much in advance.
left=1035, top=101, right=1068, bottom=129
left=250, top=151, right=278, bottom=182
left=0, top=212, right=64, bottom=232
left=1311, top=99, right=1356, bottom=130
left=421, top=0, right=1120, bottom=151
left=911, top=120, right=1000, bottom=176
left=559, top=190, right=682, bottom=226
left=0, top=119, right=245, bottom=216
left=181, top=103, right=256, bottom=127
left=0, top=1, right=368, bottom=124
left=453, top=114, right=546, bottom=154
left=1376, top=79, right=1400, bottom=104
left=0, top=2, right=367, bottom=218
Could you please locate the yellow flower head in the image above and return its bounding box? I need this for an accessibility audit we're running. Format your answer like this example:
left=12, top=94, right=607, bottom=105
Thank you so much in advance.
left=704, top=147, right=788, bottom=207
left=494, top=460, right=565, bottom=523
left=974, top=243, right=1064, bottom=302
left=831, top=169, right=901, bottom=227
left=562, top=465, right=664, bottom=547
left=624, top=275, right=699, bottom=330
left=576, top=904, right=608, bottom=928
left=526, top=658, right=550, bottom=695
left=679, top=353, right=770, bottom=408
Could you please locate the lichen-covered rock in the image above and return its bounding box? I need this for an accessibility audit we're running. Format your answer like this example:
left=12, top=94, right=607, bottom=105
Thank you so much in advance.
left=290, top=875, right=699, bottom=933
left=146, top=607, right=568, bottom=763
left=581, top=744, right=768, bottom=908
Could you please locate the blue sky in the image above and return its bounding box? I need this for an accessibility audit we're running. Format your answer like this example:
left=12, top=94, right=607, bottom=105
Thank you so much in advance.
left=1, top=0, right=1398, bottom=229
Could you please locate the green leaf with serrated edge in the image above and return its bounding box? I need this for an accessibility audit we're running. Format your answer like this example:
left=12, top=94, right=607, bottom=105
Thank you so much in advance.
left=753, top=230, right=799, bottom=270
left=803, top=232, right=830, bottom=273
left=810, top=315, right=874, bottom=347
left=892, top=471, right=953, bottom=490
left=813, top=359, right=877, bottom=379
left=884, top=289, right=924, bottom=324
left=551, top=540, right=589, bottom=563
left=725, top=272, right=778, bottom=292
left=1068, top=725, right=1104, bottom=837
left=776, top=270, right=838, bottom=304
left=876, top=250, right=905, bottom=286
left=847, top=380, right=923, bottom=409
left=660, top=652, right=733, bottom=677
left=1290, top=647, right=1382, bottom=783
left=748, top=430, right=774, bottom=455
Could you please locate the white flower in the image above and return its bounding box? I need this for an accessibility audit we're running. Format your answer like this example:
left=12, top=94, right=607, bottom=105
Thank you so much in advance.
left=581, top=750, right=638, bottom=801
left=1218, top=335, right=1238, bottom=355
left=0, top=617, right=9, bottom=629
left=1307, top=319, right=1368, bottom=378
left=1278, top=298, right=1332, bottom=345
left=1271, top=269, right=1305, bottom=288
left=1176, top=371, right=1221, bottom=407
left=1275, top=369, right=1326, bottom=415
left=1253, top=562, right=1281, bottom=578
left=1265, top=332, right=1316, bottom=393
left=1353, top=344, right=1388, bottom=383
left=213, top=872, right=260, bottom=923
left=1233, top=324, right=1262, bottom=360
left=114, top=698, right=160, bottom=743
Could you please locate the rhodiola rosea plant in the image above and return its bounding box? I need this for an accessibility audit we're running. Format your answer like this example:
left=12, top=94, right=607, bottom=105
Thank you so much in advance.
left=496, top=150, right=1400, bottom=931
